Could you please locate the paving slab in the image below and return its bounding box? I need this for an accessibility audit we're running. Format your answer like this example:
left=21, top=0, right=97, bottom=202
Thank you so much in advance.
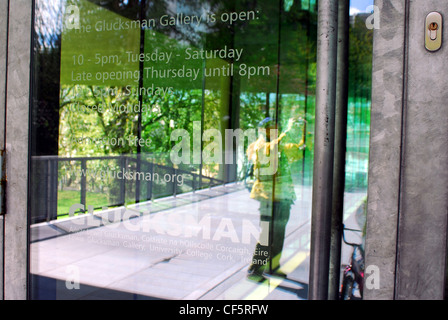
left=30, top=182, right=367, bottom=300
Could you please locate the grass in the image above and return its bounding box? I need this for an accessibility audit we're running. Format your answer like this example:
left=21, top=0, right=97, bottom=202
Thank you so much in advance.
left=57, top=189, right=109, bottom=218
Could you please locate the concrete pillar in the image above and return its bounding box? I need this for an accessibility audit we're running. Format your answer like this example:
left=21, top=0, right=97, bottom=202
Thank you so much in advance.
left=3, top=0, right=32, bottom=300
left=0, top=0, right=9, bottom=301
left=364, top=0, right=407, bottom=301
left=365, top=0, right=448, bottom=300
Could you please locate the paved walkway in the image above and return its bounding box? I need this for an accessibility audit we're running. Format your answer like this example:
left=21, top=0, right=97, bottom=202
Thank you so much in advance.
left=30, top=183, right=366, bottom=300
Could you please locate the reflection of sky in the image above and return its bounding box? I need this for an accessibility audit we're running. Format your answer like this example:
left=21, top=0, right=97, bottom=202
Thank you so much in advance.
left=36, top=0, right=64, bottom=48
left=350, top=0, right=374, bottom=15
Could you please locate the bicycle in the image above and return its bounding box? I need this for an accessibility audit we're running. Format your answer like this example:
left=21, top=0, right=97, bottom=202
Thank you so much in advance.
left=340, top=225, right=365, bottom=300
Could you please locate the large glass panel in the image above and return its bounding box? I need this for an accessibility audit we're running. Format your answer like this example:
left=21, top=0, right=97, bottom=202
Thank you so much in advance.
left=29, top=0, right=318, bottom=300
left=339, top=0, right=373, bottom=301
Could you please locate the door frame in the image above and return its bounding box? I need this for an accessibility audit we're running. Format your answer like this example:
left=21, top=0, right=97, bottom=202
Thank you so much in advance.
left=1, top=0, right=33, bottom=300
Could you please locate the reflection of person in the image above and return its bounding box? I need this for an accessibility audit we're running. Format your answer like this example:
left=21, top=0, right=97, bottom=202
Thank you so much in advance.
left=246, top=117, right=305, bottom=282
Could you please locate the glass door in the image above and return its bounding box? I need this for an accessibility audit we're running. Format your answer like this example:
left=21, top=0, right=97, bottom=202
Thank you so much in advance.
left=29, top=0, right=318, bottom=300
left=28, top=0, right=373, bottom=301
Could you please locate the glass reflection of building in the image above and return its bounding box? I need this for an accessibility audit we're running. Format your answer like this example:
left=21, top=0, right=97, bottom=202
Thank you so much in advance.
left=29, top=0, right=372, bottom=301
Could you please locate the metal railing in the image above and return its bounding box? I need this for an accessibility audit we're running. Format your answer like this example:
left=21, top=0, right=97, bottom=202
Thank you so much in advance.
left=30, top=154, right=226, bottom=224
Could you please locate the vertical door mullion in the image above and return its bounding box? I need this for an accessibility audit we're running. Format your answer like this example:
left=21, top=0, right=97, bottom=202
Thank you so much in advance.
left=329, top=0, right=350, bottom=300
left=309, top=0, right=339, bottom=300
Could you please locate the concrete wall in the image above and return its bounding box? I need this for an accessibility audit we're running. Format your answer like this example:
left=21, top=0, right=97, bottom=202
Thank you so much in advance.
left=394, top=0, right=448, bottom=300
left=0, top=0, right=9, bottom=300
left=364, top=0, right=407, bottom=300
left=365, top=0, right=448, bottom=300
left=3, top=0, right=32, bottom=300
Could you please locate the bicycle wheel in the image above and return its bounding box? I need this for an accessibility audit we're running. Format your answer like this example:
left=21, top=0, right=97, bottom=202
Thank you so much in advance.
left=341, top=275, right=355, bottom=300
